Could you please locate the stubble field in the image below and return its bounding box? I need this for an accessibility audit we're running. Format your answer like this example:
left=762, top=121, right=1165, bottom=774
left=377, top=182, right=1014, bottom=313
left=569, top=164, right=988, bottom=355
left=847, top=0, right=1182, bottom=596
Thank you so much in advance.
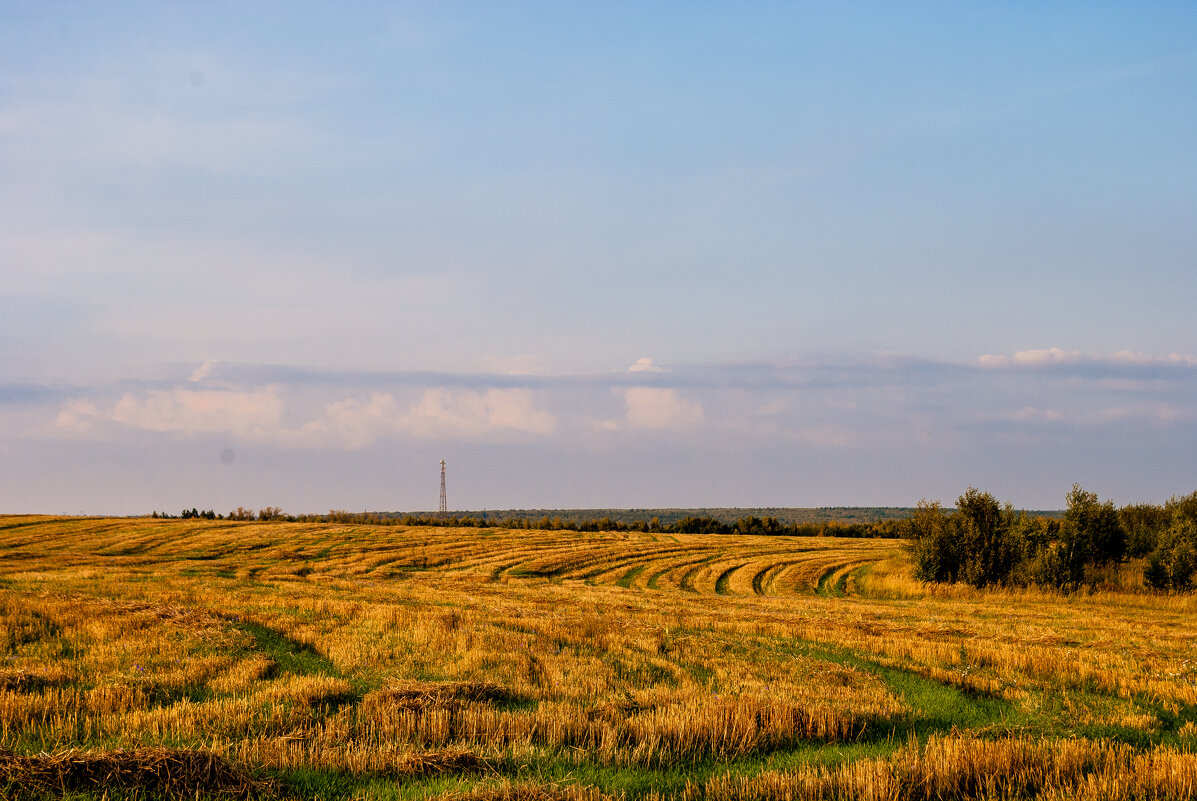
left=1, top=515, right=1196, bottom=800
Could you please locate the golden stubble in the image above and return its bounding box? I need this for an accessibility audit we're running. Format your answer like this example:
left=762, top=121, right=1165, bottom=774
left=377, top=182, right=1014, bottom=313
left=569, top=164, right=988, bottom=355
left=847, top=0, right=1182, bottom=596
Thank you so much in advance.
left=1, top=515, right=1195, bottom=795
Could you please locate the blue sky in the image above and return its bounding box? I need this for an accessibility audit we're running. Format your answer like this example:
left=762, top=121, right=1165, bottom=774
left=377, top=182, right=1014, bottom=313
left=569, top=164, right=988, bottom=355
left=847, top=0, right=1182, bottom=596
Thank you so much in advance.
left=2, top=2, right=1196, bottom=513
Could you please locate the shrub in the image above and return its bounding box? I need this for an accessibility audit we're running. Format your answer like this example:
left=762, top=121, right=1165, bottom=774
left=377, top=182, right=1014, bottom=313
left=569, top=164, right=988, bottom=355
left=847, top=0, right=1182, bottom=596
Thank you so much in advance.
left=1146, top=492, right=1197, bottom=591
left=905, top=501, right=959, bottom=583
left=1120, top=502, right=1169, bottom=557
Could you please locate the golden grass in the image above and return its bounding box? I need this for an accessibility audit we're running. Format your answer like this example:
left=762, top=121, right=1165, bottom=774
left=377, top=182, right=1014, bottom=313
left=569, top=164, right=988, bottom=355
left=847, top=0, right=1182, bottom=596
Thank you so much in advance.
left=658, top=734, right=1197, bottom=801
left=1, top=515, right=1196, bottom=798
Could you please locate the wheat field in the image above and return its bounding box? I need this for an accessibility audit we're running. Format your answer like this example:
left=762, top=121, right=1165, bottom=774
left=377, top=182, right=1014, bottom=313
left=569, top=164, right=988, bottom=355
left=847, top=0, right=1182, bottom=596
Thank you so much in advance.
left=1, top=515, right=1195, bottom=800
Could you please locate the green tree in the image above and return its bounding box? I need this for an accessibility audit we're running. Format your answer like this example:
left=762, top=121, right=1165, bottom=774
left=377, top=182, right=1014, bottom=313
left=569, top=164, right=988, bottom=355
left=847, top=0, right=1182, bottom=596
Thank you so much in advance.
left=955, top=488, right=1018, bottom=587
left=1064, top=484, right=1126, bottom=567
left=905, top=500, right=958, bottom=583
left=1146, top=492, right=1197, bottom=591
left=1119, top=502, right=1168, bottom=557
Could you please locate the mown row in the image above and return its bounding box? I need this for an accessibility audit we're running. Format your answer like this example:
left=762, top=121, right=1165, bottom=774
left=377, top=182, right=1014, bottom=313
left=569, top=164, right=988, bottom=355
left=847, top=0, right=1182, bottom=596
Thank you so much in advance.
left=1, top=515, right=1196, bottom=799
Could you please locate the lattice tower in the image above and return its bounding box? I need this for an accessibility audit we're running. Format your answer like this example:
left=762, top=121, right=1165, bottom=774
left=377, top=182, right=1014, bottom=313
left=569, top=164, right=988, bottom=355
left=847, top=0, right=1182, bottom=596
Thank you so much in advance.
left=439, top=460, right=447, bottom=519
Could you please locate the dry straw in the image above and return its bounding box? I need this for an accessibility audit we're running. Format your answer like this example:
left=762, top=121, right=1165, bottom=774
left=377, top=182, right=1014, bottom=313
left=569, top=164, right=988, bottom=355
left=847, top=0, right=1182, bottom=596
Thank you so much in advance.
left=0, top=746, right=274, bottom=799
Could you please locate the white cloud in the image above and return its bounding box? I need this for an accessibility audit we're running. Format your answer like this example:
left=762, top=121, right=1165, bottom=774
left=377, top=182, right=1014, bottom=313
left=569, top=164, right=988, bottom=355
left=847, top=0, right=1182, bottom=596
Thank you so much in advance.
left=55, top=400, right=102, bottom=431
left=110, top=387, right=283, bottom=434
left=978, top=347, right=1082, bottom=368
left=405, top=388, right=557, bottom=438
left=310, top=393, right=404, bottom=447
left=623, top=388, right=703, bottom=429
left=1095, top=404, right=1186, bottom=424
left=978, top=348, right=1197, bottom=370
left=629, top=357, right=663, bottom=373
left=189, top=360, right=218, bottom=382
left=306, top=388, right=558, bottom=447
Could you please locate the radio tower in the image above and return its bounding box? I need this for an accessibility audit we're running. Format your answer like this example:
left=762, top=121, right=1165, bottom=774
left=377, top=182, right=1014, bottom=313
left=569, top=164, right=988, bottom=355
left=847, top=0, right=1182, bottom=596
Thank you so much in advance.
left=438, top=460, right=447, bottom=519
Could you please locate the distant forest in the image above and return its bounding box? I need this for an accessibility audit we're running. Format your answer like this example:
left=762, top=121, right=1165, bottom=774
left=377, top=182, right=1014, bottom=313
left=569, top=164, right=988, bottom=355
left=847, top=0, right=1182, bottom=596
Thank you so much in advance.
left=153, top=506, right=1072, bottom=540
left=155, top=505, right=924, bottom=537
left=394, top=507, right=924, bottom=526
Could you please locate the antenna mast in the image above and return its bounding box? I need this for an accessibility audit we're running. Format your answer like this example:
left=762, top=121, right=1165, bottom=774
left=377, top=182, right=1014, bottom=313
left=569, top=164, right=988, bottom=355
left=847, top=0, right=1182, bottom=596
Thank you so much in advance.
left=439, top=459, right=447, bottom=519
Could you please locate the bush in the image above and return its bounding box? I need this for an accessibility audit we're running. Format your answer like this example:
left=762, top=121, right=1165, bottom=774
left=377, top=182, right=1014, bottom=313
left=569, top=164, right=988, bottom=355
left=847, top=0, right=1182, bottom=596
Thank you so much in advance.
left=1146, top=492, right=1197, bottom=591
left=1120, top=503, right=1168, bottom=557
left=955, top=488, right=1018, bottom=588
left=908, top=485, right=1137, bottom=593
left=906, top=501, right=959, bottom=583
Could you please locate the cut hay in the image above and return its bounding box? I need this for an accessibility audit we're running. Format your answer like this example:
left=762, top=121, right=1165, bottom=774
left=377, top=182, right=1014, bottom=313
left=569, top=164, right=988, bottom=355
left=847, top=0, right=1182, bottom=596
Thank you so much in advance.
left=586, top=700, right=652, bottom=724
left=391, top=748, right=494, bottom=776
left=368, top=681, right=522, bottom=711
left=0, top=669, right=68, bottom=693
left=443, top=780, right=618, bottom=801
left=0, top=746, right=275, bottom=799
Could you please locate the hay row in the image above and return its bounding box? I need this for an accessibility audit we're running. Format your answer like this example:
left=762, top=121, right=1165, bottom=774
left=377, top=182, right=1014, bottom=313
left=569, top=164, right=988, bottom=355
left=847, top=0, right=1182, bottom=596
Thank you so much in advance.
left=0, top=746, right=274, bottom=799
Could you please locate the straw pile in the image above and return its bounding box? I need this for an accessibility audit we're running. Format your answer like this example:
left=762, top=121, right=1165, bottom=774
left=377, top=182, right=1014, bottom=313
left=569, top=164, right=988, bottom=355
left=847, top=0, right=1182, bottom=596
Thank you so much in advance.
left=0, top=747, right=274, bottom=799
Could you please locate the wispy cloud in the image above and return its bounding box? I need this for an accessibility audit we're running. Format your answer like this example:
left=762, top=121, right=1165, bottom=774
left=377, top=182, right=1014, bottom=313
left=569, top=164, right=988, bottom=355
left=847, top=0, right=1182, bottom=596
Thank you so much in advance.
left=24, top=347, right=1197, bottom=473
left=628, top=357, right=663, bottom=373
left=10, top=347, right=1197, bottom=512
left=108, top=387, right=284, bottom=434
left=300, top=388, right=557, bottom=447
left=621, top=388, right=704, bottom=429
left=978, top=347, right=1197, bottom=373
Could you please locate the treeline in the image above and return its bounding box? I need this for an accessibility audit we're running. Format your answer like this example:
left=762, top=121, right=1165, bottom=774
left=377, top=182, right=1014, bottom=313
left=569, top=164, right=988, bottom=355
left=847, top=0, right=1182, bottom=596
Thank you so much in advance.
left=907, top=485, right=1197, bottom=592
left=323, top=510, right=908, bottom=538
left=149, top=507, right=903, bottom=538
left=405, top=506, right=918, bottom=527
left=151, top=506, right=283, bottom=521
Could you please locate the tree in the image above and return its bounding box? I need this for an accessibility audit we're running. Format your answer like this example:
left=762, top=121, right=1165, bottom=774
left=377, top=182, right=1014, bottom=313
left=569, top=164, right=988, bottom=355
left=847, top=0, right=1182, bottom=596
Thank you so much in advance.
left=258, top=506, right=283, bottom=521
left=1064, top=484, right=1126, bottom=567
left=905, top=500, right=959, bottom=583
left=955, top=488, right=1018, bottom=588
left=1119, top=503, right=1168, bottom=557
left=1146, top=492, right=1197, bottom=591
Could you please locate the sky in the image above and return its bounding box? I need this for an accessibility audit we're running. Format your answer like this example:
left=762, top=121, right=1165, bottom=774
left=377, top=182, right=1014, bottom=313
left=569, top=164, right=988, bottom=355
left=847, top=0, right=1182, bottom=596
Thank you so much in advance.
left=2, top=2, right=1196, bottom=514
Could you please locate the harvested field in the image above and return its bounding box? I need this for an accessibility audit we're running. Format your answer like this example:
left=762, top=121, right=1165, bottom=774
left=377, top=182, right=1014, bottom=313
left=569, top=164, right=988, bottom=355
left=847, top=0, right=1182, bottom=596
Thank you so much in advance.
left=1, top=515, right=1195, bottom=799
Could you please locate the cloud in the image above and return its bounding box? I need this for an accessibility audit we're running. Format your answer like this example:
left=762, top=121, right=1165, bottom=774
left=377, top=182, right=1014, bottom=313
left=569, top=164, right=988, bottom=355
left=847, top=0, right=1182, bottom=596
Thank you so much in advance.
left=795, top=424, right=854, bottom=448
left=978, top=347, right=1197, bottom=372
left=189, top=360, right=218, bottom=382
left=978, top=347, right=1082, bottom=368
left=39, top=348, right=1197, bottom=455
left=405, top=388, right=557, bottom=438
left=312, top=393, right=404, bottom=447
left=629, top=357, right=663, bottom=373
left=55, top=400, right=102, bottom=431
left=308, top=388, right=558, bottom=446
left=1002, top=406, right=1063, bottom=422
left=110, top=387, right=283, bottom=434
left=623, top=388, right=704, bottom=429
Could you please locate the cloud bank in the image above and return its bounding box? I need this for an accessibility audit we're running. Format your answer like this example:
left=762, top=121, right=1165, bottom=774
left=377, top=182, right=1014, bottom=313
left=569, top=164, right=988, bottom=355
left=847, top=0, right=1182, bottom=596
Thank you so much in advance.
left=5, top=347, right=1196, bottom=513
